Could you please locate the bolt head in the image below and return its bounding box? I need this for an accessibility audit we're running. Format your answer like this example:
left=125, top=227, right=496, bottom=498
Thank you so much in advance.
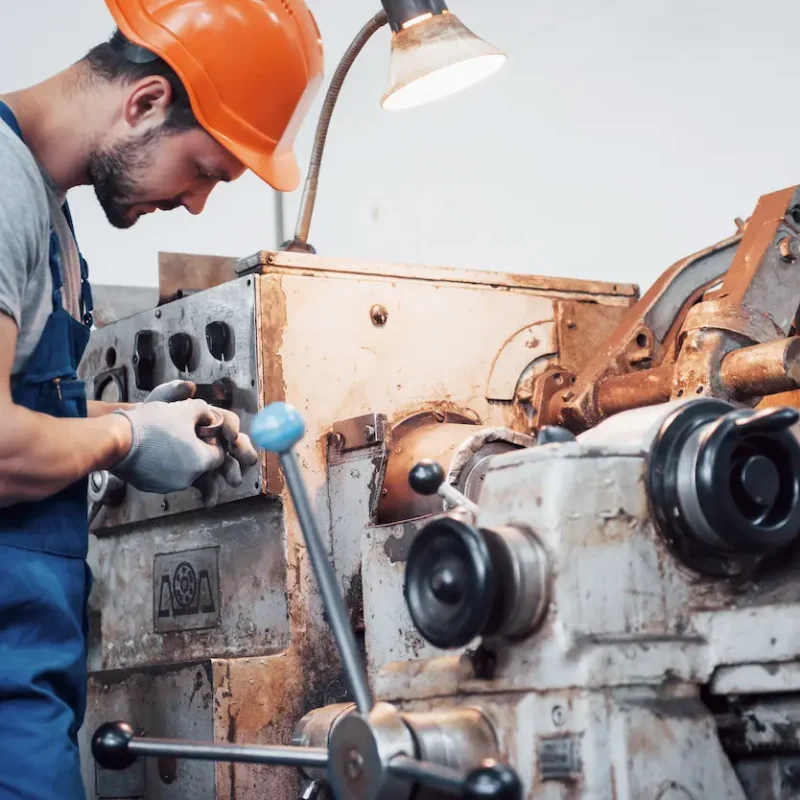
left=779, top=236, right=800, bottom=262
left=364, top=425, right=376, bottom=442
left=330, top=432, right=344, bottom=449
left=551, top=705, right=566, bottom=726
left=370, top=305, right=389, bottom=326
left=155, top=309, right=162, bottom=319
left=160, top=500, right=169, bottom=512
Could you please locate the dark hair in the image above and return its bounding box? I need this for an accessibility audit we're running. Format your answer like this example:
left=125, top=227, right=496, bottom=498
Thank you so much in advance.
left=83, top=30, right=199, bottom=133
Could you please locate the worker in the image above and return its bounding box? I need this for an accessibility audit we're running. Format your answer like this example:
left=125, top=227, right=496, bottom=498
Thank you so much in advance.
left=0, top=0, right=323, bottom=796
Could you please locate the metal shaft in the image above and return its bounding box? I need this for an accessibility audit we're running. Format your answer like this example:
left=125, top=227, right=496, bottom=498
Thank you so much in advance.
left=279, top=450, right=374, bottom=715
left=388, top=754, right=465, bottom=794
left=128, top=738, right=328, bottom=768
left=289, top=10, right=389, bottom=250
left=720, top=337, right=800, bottom=399
left=439, top=483, right=479, bottom=514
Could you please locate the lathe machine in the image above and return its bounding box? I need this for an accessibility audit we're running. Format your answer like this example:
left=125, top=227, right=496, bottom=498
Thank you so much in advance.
left=81, top=185, right=800, bottom=799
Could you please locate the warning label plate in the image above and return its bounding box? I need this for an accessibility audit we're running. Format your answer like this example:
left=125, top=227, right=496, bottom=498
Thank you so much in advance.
left=153, top=547, right=221, bottom=633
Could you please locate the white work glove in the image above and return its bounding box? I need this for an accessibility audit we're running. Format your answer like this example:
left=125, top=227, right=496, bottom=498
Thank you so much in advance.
left=111, top=400, right=226, bottom=497
left=142, top=380, right=197, bottom=404
left=139, top=380, right=260, bottom=508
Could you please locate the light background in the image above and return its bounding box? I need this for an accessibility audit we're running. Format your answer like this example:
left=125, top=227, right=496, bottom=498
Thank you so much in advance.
left=1, top=1, right=797, bottom=292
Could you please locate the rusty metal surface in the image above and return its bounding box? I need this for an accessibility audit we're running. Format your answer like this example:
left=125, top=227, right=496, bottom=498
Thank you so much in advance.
left=720, top=337, right=800, bottom=399
left=237, top=249, right=639, bottom=300
left=158, top=252, right=238, bottom=306
left=555, top=299, right=633, bottom=375
left=379, top=421, right=479, bottom=524
left=485, top=320, right=557, bottom=402
left=595, top=364, right=673, bottom=418
left=539, top=232, right=741, bottom=431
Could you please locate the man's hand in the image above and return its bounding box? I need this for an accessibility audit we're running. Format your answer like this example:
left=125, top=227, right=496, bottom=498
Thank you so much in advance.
left=193, top=408, right=259, bottom=508
left=110, top=400, right=225, bottom=495
left=128, top=380, right=258, bottom=508
left=143, top=380, right=197, bottom=404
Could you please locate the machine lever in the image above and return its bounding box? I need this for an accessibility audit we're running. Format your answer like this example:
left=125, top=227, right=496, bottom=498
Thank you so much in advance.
left=92, top=722, right=328, bottom=771
left=389, top=755, right=522, bottom=799
left=409, top=459, right=480, bottom=513
left=734, top=406, right=800, bottom=433
left=251, top=403, right=374, bottom=716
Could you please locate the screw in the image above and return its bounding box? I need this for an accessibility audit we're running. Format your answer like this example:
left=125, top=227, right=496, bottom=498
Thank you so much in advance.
left=780, top=236, right=800, bottom=262
left=566, top=320, right=577, bottom=330
left=161, top=499, right=169, bottom=512
left=330, top=432, right=344, bottom=449
left=90, top=472, right=104, bottom=492
left=346, top=749, right=364, bottom=780
left=267, top=254, right=276, bottom=265
left=551, top=705, right=566, bottom=726
left=155, top=309, right=162, bottom=319
left=364, top=425, right=376, bottom=442
left=434, top=410, right=446, bottom=423
left=370, top=305, right=389, bottom=327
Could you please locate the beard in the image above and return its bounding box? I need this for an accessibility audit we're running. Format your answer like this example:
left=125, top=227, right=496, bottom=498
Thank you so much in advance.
left=87, top=128, right=164, bottom=229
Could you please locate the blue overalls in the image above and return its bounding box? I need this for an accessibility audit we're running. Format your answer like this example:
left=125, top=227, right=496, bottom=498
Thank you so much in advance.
left=0, top=101, right=95, bottom=799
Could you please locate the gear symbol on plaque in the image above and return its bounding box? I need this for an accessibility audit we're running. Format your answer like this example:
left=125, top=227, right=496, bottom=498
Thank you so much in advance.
left=172, top=562, right=198, bottom=609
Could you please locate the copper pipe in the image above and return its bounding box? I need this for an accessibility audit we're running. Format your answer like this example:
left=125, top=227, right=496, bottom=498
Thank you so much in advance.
left=720, top=337, right=800, bottom=398
left=287, top=11, right=390, bottom=252
left=595, top=366, right=673, bottom=419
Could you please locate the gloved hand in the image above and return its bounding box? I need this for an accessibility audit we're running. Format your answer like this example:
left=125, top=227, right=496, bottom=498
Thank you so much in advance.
left=140, top=380, right=259, bottom=508
left=143, top=380, right=197, bottom=404
left=111, top=400, right=225, bottom=496
left=194, top=408, right=260, bottom=508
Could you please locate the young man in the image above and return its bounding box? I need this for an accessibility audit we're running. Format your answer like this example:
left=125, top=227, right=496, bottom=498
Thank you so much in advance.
left=0, top=1, right=324, bottom=796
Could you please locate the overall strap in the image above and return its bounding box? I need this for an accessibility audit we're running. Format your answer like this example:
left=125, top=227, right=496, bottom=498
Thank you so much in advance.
left=0, top=101, right=93, bottom=328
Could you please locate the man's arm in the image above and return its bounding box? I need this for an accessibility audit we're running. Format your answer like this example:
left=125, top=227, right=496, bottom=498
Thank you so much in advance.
left=0, top=313, right=132, bottom=508
left=87, top=400, right=135, bottom=417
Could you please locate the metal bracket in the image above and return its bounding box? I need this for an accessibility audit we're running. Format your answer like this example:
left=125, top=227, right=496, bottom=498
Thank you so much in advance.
left=329, top=413, right=388, bottom=453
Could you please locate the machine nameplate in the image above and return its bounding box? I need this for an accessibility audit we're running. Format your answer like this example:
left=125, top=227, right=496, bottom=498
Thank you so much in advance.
left=153, top=547, right=221, bottom=633
left=539, top=735, right=582, bottom=781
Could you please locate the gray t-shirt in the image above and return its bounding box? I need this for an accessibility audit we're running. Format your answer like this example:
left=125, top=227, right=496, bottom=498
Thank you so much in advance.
left=0, top=117, right=82, bottom=376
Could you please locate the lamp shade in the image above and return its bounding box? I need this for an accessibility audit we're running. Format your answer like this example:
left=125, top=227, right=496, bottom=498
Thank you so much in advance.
left=381, top=11, right=506, bottom=111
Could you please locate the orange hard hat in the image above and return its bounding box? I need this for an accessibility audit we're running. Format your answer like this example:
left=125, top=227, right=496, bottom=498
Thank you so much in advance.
left=104, top=0, right=324, bottom=191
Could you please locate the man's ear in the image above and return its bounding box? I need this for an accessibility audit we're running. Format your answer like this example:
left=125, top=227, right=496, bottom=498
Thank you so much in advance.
left=122, top=76, right=172, bottom=130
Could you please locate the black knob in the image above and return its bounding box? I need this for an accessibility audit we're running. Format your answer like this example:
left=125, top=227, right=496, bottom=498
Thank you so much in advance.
left=404, top=517, right=494, bottom=649
left=409, top=460, right=446, bottom=496
left=649, top=400, right=800, bottom=575
left=464, top=761, right=523, bottom=800
left=537, top=426, right=576, bottom=445
left=92, top=722, right=137, bottom=771
left=168, top=333, right=194, bottom=373
left=735, top=454, right=780, bottom=510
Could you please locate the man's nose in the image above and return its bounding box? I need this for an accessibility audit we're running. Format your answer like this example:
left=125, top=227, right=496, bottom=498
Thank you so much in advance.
left=181, top=184, right=215, bottom=216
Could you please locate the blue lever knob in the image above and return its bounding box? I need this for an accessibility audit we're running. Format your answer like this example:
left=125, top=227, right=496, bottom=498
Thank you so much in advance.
left=252, top=402, right=306, bottom=453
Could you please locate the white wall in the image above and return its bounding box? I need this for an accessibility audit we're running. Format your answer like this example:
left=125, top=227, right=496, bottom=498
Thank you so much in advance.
left=2, top=1, right=800, bottom=292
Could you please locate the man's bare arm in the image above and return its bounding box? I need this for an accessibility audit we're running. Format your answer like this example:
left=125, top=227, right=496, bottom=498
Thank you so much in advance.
left=0, top=313, right=132, bottom=507
left=87, top=400, right=135, bottom=417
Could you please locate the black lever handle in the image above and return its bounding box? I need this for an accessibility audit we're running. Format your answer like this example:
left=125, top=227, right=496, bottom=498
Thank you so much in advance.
left=389, top=755, right=522, bottom=799
left=92, top=722, right=328, bottom=771
left=735, top=406, right=800, bottom=433
left=409, top=460, right=479, bottom=513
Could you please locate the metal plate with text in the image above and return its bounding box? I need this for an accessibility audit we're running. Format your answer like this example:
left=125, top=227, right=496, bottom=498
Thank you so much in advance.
left=154, top=547, right=220, bottom=633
